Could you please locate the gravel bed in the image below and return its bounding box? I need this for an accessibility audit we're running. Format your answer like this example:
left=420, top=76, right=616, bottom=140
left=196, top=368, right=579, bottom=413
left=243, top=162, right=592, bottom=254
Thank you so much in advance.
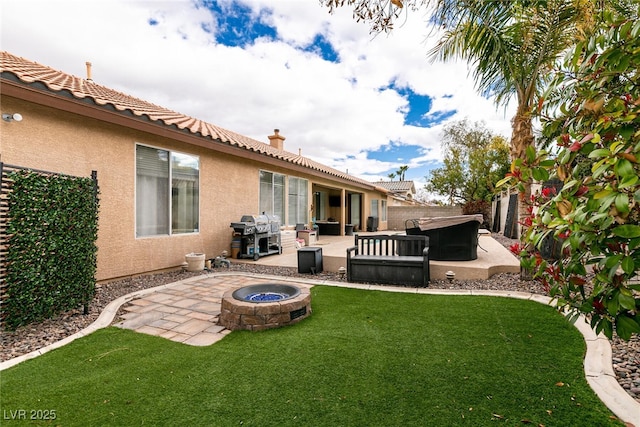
left=1, top=236, right=638, bottom=404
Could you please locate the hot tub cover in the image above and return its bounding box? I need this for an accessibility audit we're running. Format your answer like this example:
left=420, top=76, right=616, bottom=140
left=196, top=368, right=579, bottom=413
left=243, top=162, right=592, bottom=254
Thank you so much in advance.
left=417, top=214, right=484, bottom=231
left=406, top=214, right=484, bottom=261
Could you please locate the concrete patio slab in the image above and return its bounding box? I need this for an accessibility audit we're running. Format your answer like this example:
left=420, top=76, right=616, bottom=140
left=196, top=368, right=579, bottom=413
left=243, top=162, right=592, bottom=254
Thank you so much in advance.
left=242, top=232, right=520, bottom=280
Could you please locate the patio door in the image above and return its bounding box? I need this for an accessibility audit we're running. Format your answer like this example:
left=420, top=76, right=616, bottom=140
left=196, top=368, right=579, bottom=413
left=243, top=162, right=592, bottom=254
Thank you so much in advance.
left=349, top=193, right=361, bottom=231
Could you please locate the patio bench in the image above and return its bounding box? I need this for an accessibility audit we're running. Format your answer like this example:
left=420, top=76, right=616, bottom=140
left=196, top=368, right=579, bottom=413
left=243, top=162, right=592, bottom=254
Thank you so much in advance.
left=346, top=234, right=430, bottom=287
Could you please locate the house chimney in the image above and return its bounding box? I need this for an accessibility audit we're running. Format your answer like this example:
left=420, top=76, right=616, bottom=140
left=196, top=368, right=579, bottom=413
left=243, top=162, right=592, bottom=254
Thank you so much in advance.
left=85, top=61, right=93, bottom=81
left=268, top=129, right=285, bottom=151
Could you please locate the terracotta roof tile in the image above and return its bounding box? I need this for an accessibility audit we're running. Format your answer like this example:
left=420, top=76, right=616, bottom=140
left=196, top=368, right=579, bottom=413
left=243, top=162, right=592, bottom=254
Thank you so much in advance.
left=1, top=51, right=380, bottom=190
left=375, top=180, right=416, bottom=193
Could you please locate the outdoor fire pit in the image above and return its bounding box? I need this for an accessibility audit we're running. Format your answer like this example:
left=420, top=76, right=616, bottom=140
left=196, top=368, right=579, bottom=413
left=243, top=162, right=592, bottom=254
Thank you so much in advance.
left=219, top=283, right=311, bottom=331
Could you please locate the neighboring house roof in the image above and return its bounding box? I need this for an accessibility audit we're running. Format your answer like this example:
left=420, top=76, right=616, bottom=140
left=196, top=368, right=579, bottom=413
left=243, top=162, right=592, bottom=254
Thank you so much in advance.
left=374, top=180, right=416, bottom=195
left=0, top=51, right=386, bottom=193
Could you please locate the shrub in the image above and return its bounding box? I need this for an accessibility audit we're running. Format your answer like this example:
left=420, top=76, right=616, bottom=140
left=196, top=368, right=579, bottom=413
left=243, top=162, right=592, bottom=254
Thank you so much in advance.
left=462, top=199, right=491, bottom=228
left=499, top=13, right=640, bottom=340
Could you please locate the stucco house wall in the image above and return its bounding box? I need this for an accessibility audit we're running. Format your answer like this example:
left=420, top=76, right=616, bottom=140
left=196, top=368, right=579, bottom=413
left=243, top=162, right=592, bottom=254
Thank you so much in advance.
left=1, top=56, right=388, bottom=281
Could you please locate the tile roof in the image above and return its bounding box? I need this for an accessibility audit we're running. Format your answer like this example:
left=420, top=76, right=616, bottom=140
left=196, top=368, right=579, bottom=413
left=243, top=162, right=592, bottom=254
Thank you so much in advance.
left=374, top=180, right=416, bottom=193
left=0, top=51, right=382, bottom=190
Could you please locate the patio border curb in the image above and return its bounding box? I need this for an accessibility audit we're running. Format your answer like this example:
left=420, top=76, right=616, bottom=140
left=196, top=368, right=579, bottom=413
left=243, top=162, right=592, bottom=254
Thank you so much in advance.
left=1, top=272, right=638, bottom=426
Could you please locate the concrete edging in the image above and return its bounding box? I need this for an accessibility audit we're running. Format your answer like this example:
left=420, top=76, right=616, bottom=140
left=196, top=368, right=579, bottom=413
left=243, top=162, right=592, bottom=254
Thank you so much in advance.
left=1, top=272, right=638, bottom=426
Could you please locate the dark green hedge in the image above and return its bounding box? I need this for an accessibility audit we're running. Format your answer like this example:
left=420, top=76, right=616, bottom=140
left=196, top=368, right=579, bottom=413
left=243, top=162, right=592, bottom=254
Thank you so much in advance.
left=3, top=170, right=99, bottom=330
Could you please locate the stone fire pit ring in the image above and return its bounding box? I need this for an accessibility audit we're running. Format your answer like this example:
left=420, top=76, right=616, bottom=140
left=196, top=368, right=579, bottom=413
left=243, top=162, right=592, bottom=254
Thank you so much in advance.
left=232, top=283, right=301, bottom=303
left=219, top=283, right=311, bottom=331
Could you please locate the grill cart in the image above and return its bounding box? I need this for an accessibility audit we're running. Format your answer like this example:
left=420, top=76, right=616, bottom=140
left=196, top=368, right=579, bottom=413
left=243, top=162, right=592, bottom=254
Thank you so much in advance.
left=230, top=214, right=282, bottom=260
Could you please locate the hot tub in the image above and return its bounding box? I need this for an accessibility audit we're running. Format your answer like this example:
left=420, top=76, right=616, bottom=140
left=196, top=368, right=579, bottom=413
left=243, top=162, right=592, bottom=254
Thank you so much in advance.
left=405, top=214, right=483, bottom=261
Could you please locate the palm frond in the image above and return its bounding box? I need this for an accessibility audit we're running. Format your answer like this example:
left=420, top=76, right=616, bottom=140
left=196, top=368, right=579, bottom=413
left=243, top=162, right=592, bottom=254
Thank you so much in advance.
left=428, top=0, right=586, bottom=111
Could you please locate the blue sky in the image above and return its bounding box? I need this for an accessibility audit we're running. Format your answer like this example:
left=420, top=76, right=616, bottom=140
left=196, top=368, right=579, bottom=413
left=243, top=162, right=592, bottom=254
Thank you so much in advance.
left=1, top=0, right=514, bottom=200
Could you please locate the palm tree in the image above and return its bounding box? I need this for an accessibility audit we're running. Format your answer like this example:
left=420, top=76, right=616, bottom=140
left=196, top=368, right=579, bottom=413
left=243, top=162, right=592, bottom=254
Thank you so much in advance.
left=321, top=0, right=597, bottom=235
left=387, top=172, right=396, bottom=181
left=427, top=0, right=591, bottom=235
left=396, top=165, right=409, bottom=181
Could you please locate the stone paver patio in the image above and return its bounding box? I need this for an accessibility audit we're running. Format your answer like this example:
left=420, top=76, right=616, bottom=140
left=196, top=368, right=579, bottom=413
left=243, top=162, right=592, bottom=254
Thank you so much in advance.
left=113, top=274, right=312, bottom=346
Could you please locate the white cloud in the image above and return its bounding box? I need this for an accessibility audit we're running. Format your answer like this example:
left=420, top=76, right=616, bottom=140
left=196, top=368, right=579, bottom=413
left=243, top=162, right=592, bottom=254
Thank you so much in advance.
left=0, top=0, right=515, bottom=187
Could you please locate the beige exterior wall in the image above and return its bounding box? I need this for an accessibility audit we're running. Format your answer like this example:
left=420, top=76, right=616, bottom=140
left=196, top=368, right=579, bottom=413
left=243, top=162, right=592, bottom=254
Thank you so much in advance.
left=1, top=96, right=388, bottom=281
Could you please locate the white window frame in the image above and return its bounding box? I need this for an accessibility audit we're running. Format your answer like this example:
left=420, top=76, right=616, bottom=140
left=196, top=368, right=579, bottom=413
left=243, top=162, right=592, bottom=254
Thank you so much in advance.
left=259, top=170, right=285, bottom=221
left=135, top=144, right=200, bottom=238
left=288, top=176, right=308, bottom=226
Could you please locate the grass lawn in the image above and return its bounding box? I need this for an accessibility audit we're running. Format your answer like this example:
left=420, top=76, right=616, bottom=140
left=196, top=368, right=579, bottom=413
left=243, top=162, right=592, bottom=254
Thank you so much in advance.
left=1, top=286, right=623, bottom=426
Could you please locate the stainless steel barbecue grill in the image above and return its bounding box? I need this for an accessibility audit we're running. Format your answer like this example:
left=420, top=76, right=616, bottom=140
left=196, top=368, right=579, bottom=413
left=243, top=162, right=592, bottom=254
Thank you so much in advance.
left=230, top=214, right=282, bottom=260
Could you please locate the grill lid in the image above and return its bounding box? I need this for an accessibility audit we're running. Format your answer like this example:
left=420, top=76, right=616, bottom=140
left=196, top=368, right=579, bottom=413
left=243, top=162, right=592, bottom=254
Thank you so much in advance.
left=231, top=214, right=280, bottom=235
left=240, top=214, right=268, bottom=224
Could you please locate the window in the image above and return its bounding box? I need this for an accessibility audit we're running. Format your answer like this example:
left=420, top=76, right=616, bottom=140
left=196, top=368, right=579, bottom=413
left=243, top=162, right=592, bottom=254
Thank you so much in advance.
left=381, top=200, right=387, bottom=221
left=171, top=152, right=200, bottom=233
left=136, top=145, right=199, bottom=237
left=315, top=191, right=326, bottom=221
left=288, top=177, right=308, bottom=226
left=259, top=170, right=285, bottom=221
left=371, top=199, right=379, bottom=218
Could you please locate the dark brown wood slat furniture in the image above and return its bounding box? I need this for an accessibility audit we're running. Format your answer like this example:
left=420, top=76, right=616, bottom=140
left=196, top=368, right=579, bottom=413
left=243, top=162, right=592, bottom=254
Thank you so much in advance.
left=346, top=234, right=430, bottom=287
left=316, top=221, right=340, bottom=236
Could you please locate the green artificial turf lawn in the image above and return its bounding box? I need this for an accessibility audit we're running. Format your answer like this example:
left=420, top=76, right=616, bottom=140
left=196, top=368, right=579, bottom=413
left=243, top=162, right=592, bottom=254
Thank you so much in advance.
left=1, top=286, right=623, bottom=426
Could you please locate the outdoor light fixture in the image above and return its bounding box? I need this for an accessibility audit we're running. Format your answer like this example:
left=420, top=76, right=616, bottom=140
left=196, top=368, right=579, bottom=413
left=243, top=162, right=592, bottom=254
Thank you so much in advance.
left=338, top=266, right=346, bottom=280
left=445, top=270, right=455, bottom=283
left=2, top=113, right=23, bottom=122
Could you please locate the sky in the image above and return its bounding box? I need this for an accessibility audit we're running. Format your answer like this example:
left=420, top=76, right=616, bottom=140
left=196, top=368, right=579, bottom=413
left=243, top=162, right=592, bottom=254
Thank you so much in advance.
left=0, top=0, right=516, bottom=198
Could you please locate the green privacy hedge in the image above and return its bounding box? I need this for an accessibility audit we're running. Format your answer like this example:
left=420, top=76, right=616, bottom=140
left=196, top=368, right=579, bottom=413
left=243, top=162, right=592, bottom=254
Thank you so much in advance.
left=3, top=169, right=99, bottom=330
